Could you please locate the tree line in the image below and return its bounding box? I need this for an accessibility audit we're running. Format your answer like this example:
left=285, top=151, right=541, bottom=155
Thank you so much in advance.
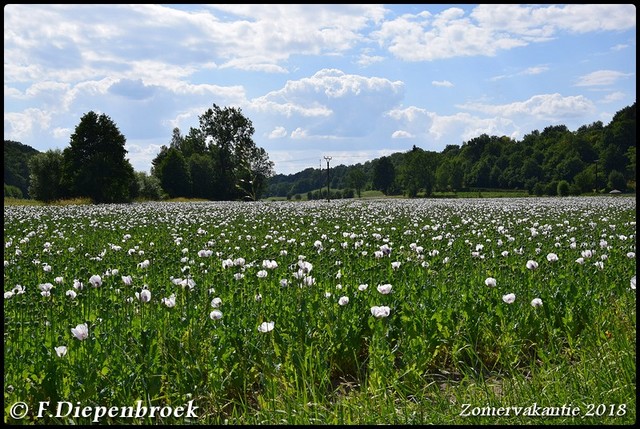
left=4, top=102, right=635, bottom=202
left=5, top=104, right=274, bottom=203
left=265, top=102, right=636, bottom=198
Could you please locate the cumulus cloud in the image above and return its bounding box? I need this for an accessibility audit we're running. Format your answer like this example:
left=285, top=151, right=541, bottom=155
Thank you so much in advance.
left=250, top=68, right=404, bottom=138
left=372, top=4, right=635, bottom=61
left=268, top=126, right=288, bottom=139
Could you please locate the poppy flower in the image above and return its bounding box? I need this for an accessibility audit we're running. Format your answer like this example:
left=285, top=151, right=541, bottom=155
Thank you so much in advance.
left=371, top=306, right=391, bottom=318
left=55, top=346, right=68, bottom=357
left=502, top=293, right=516, bottom=304
left=71, top=323, right=89, bottom=341
left=89, top=275, right=102, bottom=288
left=258, top=321, right=275, bottom=333
left=531, top=298, right=543, bottom=307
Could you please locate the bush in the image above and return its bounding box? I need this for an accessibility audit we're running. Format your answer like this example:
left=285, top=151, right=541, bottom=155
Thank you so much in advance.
left=557, top=180, right=570, bottom=196
left=4, top=184, right=23, bottom=199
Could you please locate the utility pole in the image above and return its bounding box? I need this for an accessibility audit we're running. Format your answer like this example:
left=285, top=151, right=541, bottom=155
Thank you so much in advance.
left=594, top=159, right=599, bottom=194
left=324, top=156, right=332, bottom=201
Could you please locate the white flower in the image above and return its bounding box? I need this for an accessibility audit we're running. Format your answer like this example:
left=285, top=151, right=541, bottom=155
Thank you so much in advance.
left=136, top=289, right=151, bottom=302
left=73, top=279, right=84, bottom=290
left=89, top=275, right=102, bottom=288
left=162, top=294, right=176, bottom=308
left=338, top=296, right=349, bottom=306
left=66, top=290, right=77, bottom=299
left=358, top=284, right=368, bottom=291
left=39, top=283, right=54, bottom=292
left=575, top=257, right=585, bottom=265
left=298, top=260, right=313, bottom=274
left=370, top=306, right=391, bottom=318
left=257, top=270, right=268, bottom=278
left=137, top=259, right=150, bottom=269
left=258, top=321, right=275, bottom=333
left=531, top=298, right=543, bottom=308
left=526, top=260, right=538, bottom=270
left=122, top=275, right=133, bottom=286
left=546, top=253, right=558, bottom=262
left=71, top=323, right=89, bottom=341
left=54, top=276, right=64, bottom=284
left=502, top=293, right=516, bottom=304
left=484, top=277, right=497, bottom=287
left=4, top=291, right=14, bottom=299
left=54, top=346, right=68, bottom=357
left=631, top=275, right=636, bottom=290
left=234, top=273, right=245, bottom=280
left=391, top=261, right=401, bottom=270
left=377, top=283, right=392, bottom=295
left=211, top=297, right=222, bottom=308
left=209, top=310, right=223, bottom=320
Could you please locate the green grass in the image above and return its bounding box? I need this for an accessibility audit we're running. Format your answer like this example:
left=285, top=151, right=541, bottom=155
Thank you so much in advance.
left=3, top=197, right=636, bottom=424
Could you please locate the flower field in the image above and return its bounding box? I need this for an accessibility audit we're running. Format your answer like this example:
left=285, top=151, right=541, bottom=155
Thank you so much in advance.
left=3, top=197, right=636, bottom=424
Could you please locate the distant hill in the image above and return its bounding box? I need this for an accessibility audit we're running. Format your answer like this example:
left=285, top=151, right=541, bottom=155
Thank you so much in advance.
left=4, top=140, right=40, bottom=198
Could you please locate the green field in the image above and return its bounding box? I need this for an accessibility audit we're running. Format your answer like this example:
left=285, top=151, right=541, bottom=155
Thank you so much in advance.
left=3, top=197, right=636, bottom=424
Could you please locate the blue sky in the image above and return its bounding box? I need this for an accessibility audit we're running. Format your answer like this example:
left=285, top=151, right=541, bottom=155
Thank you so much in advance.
left=4, top=4, right=636, bottom=175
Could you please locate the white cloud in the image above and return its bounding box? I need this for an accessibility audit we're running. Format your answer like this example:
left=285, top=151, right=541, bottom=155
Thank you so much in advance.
left=432, top=80, right=454, bottom=87
left=601, top=92, right=626, bottom=104
left=4, top=109, right=53, bottom=141
left=250, top=69, right=404, bottom=138
left=391, top=130, right=414, bottom=139
left=574, top=70, right=634, bottom=87
left=373, top=4, right=635, bottom=62
left=458, top=93, right=596, bottom=120
left=268, top=126, right=288, bottom=139
left=357, top=54, right=385, bottom=67
left=291, top=128, right=308, bottom=139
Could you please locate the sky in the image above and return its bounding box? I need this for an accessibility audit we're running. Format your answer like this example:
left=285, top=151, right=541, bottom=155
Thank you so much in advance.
left=4, top=4, right=636, bottom=175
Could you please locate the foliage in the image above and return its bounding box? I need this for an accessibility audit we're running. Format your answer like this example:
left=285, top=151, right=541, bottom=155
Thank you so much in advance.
left=62, top=111, right=136, bottom=203
left=264, top=103, right=636, bottom=199
left=151, top=104, right=274, bottom=201
left=135, top=171, right=166, bottom=201
left=28, top=149, right=66, bottom=203
left=4, top=140, right=40, bottom=198
left=3, top=197, right=636, bottom=424
left=372, top=156, right=396, bottom=195
left=4, top=184, right=23, bottom=199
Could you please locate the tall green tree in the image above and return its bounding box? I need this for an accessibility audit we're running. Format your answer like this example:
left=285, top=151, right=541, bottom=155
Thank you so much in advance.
left=62, top=111, right=136, bottom=203
left=154, top=147, right=192, bottom=198
left=199, top=104, right=258, bottom=200
left=372, top=156, right=395, bottom=195
left=28, top=149, right=66, bottom=202
left=347, top=167, right=367, bottom=198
